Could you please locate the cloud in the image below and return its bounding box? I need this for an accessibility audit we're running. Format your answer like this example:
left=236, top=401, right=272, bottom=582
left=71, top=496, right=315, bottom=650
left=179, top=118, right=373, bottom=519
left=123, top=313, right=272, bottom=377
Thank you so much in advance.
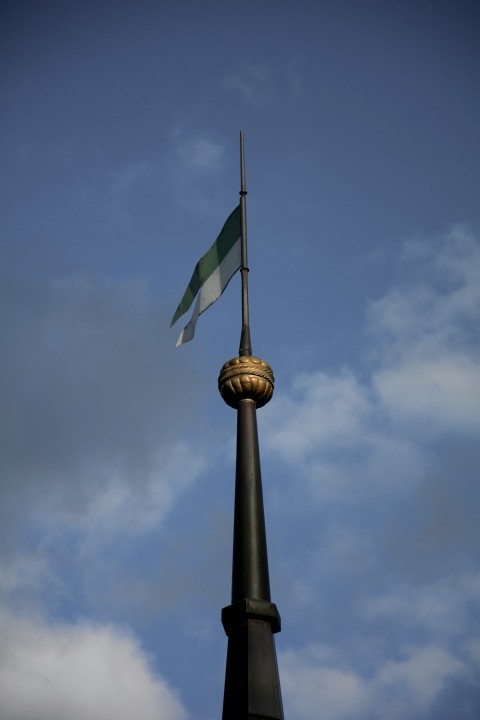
left=369, top=224, right=480, bottom=435
left=168, top=130, right=227, bottom=211
left=265, top=226, right=480, bottom=719
left=0, top=610, right=188, bottom=720
left=0, top=551, right=62, bottom=605
left=264, top=224, right=480, bottom=494
left=223, top=63, right=275, bottom=104
left=280, top=643, right=466, bottom=720
left=363, top=572, right=480, bottom=640
left=375, top=645, right=465, bottom=718
left=174, top=135, right=224, bottom=173
left=264, top=365, right=427, bottom=506
left=3, top=226, right=478, bottom=719
left=0, top=274, right=206, bottom=617
left=55, top=441, right=204, bottom=539
left=281, top=652, right=369, bottom=720
left=265, top=370, right=372, bottom=462
left=375, top=354, right=480, bottom=434
left=110, top=161, right=157, bottom=194
left=1, top=275, right=199, bottom=533
left=223, top=60, right=305, bottom=104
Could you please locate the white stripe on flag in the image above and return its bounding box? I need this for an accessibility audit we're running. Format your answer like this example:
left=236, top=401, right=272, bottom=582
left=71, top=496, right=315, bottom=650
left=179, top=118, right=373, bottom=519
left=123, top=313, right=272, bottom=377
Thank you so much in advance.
left=176, top=238, right=241, bottom=346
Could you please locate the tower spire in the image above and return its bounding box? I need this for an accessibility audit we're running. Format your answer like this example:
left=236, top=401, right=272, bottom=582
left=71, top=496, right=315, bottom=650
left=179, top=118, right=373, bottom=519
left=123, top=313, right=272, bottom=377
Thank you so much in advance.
left=218, top=133, right=284, bottom=720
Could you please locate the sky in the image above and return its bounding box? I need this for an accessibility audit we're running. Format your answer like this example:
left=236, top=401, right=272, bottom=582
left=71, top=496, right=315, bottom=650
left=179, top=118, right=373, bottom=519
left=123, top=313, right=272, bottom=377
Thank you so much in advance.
left=1, top=1, right=480, bottom=718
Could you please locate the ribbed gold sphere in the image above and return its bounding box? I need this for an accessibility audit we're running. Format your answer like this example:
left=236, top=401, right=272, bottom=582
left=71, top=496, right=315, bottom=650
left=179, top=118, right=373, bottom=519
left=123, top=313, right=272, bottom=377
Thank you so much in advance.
left=218, top=356, right=274, bottom=409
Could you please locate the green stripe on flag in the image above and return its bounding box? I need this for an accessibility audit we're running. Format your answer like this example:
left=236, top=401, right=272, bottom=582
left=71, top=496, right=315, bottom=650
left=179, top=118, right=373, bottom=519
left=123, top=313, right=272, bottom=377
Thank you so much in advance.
left=171, top=205, right=241, bottom=327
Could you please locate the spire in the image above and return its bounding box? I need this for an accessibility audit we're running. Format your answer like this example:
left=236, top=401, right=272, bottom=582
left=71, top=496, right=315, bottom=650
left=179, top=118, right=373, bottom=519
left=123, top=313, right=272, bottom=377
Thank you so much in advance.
left=217, top=133, right=284, bottom=720
left=218, top=358, right=284, bottom=719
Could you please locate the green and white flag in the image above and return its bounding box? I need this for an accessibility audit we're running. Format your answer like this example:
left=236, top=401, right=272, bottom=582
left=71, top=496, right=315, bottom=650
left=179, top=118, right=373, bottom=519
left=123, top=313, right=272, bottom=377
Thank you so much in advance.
left=171, top=205, right=241, bottom=345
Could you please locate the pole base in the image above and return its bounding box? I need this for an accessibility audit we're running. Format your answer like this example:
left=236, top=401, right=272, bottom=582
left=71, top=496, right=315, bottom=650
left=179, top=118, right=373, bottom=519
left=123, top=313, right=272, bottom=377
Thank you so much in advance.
left=222, top=600, right=284, bottom=720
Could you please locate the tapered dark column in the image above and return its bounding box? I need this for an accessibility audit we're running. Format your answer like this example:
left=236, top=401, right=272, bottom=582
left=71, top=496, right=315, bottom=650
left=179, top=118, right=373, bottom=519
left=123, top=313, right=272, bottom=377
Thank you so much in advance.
left=219, top=356, right=284, bottom=720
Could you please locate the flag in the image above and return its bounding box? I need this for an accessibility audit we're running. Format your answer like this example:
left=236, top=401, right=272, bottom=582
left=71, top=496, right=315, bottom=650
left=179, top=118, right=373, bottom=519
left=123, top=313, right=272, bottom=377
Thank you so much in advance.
left=171, top=205, right=241, bottom=345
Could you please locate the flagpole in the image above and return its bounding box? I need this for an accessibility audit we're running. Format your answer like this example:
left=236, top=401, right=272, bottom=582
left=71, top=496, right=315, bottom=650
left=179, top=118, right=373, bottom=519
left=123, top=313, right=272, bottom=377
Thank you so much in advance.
left=239, top=131, right=252, bottom=357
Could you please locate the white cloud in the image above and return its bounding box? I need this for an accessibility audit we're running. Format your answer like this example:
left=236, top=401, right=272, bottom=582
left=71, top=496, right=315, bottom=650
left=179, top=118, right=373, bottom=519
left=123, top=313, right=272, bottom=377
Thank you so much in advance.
left=362, top=572, right=480, bottom=641
left=264, top=225, right=480, bottom=494
left=0, top=610, right=188, bottom=720
left=45, top=441, right=204, bottom=540
left=1, top=275, right=206, bottom=614
left=281, top=650, right=369, bottom=720
left=280, top=643, right=465, bottom=720
left=374, top=646, right=465, bottom=718
left=464, top=639, right=480, bottom=665
left=0, top=551, right=62, bottom=603
left=0, top=440, right=205, bottom=619
left=2, top=275, right=200, bottom=533
left=223, top=60, right=304, bottom=103
left=174, top=135, right=224, bottom=172
left=266, top=370, right=372, bottom=462
left=223, top=64, right=274, bottom=104
left=370, top=225, right=480, bottom=354
left=368, top=225, right=480, bottom=435
left=110, top=161, right=157, bottom=194
left=168, top=130, right=227, bottom=210
left=267, top=226, right=479, bottom=720
left=374, top=354, right=480, bottom=434
left=264, top=366, right=427, bottom=503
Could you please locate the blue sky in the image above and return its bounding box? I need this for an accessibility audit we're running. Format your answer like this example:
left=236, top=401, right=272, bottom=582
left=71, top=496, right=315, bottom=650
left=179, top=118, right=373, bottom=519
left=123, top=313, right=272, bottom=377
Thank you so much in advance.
left=2, top=1, right=480, bottom=718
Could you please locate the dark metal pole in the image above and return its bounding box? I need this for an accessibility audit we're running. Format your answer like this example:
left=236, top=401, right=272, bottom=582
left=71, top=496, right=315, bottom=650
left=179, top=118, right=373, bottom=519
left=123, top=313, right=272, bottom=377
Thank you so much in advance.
left=231, top=399, right=271, bottom=603
left=239, top=131, right=252, bottom=357
left=218, top=387, right=284, bottom=719
left=222, top=398, right=283, bottom=720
